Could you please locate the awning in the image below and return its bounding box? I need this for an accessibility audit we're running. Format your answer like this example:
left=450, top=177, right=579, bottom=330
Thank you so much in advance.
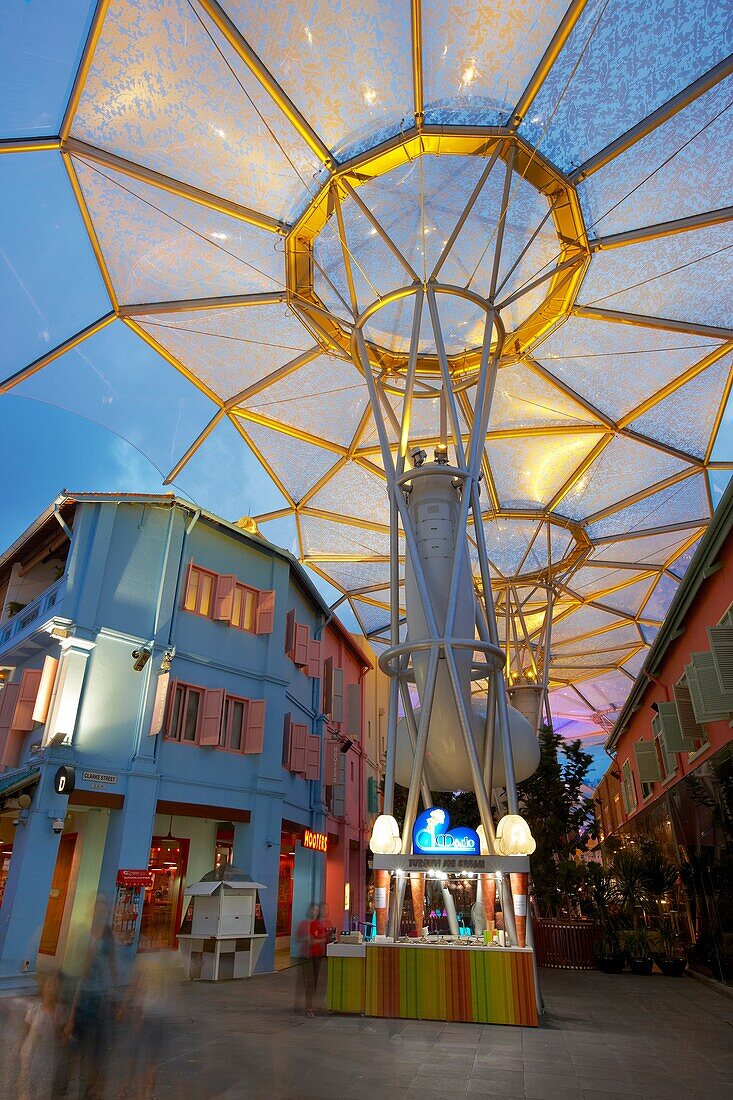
left=0, top=766, right=40, bottom=805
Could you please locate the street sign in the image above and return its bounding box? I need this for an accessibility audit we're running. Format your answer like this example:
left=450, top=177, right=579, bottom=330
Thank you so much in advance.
left=116, top=869, right=154, bottom=888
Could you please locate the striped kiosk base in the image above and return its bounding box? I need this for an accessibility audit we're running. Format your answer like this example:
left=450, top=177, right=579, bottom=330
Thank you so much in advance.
left=365, top=946, right=537, bottom=1026
left=327, top=954, right=366, bottom=1014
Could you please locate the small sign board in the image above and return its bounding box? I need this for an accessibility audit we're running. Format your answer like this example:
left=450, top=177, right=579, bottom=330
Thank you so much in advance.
left=82, top=770, right=117, bottom=788
left=116, top=869, right=154, bottom=889
left=53, top=765, right=75, bottom=796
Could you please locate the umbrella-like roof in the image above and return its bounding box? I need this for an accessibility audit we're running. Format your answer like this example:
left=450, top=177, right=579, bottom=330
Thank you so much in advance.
left=3, top=0, right=732, bottom=745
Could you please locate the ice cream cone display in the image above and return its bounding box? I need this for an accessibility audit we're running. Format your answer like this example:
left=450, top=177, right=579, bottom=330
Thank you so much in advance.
left=409, top=872, right=425, bottom=934
left=510, top=872, right=529, bottom=948
left=374, top=868, right=390, bottom=936
left=481, top=873, right=496, bottom=928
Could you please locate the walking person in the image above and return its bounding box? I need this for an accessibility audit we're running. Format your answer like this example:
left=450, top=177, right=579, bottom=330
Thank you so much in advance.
left=296, top=902, right=328, bottom=1017
left=64, top=896, right=118, bottom=1100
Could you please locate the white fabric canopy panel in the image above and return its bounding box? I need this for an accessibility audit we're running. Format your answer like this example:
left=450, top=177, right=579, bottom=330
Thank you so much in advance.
left=3, top=0, right=733, bottom=743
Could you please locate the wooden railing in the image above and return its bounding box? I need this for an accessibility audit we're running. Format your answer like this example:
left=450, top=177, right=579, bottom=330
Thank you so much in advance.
left=533, top=918, right=600, bottom=970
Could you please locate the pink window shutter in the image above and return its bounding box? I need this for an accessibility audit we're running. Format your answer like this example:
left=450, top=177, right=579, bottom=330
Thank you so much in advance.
left=0, top=683, right=21, bottom=767
left=292, top=723, right=308, bottom=774
left=213, top=574, right=236, bottom=621
left=306, top=734, right=321, bottom=780
left=245, top=699, right=266, bottom=754
left=294, top=623, right=310, bottom=667
left=11, top=669, right=43, bottom=732
left=255, top=590, right=276, bottom=634
left=307, top=639, right=322, bottom=679
left=199, top=689, right=224, bottom=746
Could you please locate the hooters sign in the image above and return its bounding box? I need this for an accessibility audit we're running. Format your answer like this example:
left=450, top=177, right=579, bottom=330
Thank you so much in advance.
left=303, top=829, right=328, bottom=853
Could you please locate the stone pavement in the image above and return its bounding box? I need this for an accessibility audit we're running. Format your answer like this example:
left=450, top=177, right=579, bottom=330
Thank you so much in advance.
left=2, top=963, right=732, bottom=1099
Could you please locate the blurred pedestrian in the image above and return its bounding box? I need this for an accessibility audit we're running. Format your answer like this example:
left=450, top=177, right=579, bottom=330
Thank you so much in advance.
left=295, top=902, right=328, bottom=1017
left=16, top=974, right=65, bottom=1100
left=117, top=950, right=178, bottom=1099
left=64, top=896, right=117, bottom=1099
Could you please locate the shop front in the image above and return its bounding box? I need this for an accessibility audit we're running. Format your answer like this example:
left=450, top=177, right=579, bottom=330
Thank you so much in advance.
left=327, top=851, right=539, bottom=1027
left=276, top=822, right=329, bottom=969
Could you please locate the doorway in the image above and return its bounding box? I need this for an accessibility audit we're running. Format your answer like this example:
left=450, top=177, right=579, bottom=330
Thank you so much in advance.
left=39, top=834, right=77, bottom=956
left=139, top=834, right=189, bottom=951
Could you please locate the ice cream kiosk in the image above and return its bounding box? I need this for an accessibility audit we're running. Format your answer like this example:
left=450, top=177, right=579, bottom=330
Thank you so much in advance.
left=327, top=810, right=539, bottom=1026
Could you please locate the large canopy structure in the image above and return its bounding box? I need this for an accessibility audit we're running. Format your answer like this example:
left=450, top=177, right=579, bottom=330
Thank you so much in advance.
left=3, top=0, right=733, bottom=749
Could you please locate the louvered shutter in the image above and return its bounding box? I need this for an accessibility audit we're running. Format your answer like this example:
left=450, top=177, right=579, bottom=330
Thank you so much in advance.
left=0, top=683, right=21, bottom=740
left=707, top=625, right=733, bottom=692
left=323, top=656, right=334, bottom=713
left=654, top=701, right=695, bottom=752
left=307, top=639, right=322, bottom=679
left=332, top=667, right=344, bottom=723
left=291, top=723, right=308, bottom=774
left=673, top=680, right=707, bottom=744
left=324, top=737, right=341, bottom=786
left=213, top=574, right=236, bottom=621
left=294, top=623, right=310, bottom=666
left=244, top=699, right=266, bottom=754
left=12, top=668, right=43, bottom=731
left=346, top=683, right=361, bottom=738
left=255, top=590, right=276, bottom=634
left=686, top=652, right=733, bottom=722
left=285, top=609, right=297, bottom=657
left=199, top=689, right=224, bottom=746
left=305, top=734, right=321, bottom=780
left=331, top=756, right=346, bottom=818
left=32, top=656, right=59, bottom=724
left=634, top=741, right=662, bottom=783
left=367, top=776, right=378, bottom=814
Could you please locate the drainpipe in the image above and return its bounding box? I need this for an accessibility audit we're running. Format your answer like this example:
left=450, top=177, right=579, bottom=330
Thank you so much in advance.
left=151, top=506, right=200, bottom=764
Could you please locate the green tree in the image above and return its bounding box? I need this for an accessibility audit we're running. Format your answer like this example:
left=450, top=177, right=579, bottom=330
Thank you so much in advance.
left=517, top=725, right=598, bottom=917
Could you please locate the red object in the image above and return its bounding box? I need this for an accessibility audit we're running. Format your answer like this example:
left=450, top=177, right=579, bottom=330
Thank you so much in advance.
left=116, top=869, right=154, bottom=888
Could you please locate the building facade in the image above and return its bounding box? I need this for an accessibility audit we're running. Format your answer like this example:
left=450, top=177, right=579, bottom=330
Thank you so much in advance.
left=594, top=478, right=733, bottom=980
left=0, top=493, right=386, bottom=983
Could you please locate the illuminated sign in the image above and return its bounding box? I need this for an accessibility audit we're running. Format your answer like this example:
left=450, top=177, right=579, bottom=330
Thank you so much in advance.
left=412, top=808, right=480, bottom=856
left=303, top=829, right=328, bottom=853
left=116, top=869, right=154, bottom=888
left=53, top=765, right=75, bottom=795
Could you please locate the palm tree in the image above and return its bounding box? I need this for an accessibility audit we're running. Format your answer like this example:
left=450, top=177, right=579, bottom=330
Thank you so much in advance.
left=639, top=848, right=679, bottom=917
left=610, top=848, right=644, bottom=930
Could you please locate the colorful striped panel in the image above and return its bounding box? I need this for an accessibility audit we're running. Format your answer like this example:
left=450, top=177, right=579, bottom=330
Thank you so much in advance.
left=327, top=955, right=366, bottom=1014
left=364, top=947, right=537, bottom=1027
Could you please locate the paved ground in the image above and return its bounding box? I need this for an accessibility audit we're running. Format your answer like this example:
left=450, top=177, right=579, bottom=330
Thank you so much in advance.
left=2, top=963, right=732, bottom=1099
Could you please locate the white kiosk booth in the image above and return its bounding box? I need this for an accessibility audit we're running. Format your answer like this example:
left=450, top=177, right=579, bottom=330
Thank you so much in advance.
left=177, top=864, right=267, bottom=981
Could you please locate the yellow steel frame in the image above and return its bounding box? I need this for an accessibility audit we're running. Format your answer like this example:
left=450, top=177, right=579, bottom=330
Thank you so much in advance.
left=286, top=131, right=589, bottom=376
left=4, top=0, right=733, bottom=738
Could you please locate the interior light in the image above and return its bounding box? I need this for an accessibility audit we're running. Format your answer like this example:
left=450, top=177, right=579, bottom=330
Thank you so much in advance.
left=363, top=86, right=378, bottom=106
left=211, top=231, right=229, bottom=241
left=304, top=26, right=313, bottom=44
left=214, top=127, right=226, bottom=139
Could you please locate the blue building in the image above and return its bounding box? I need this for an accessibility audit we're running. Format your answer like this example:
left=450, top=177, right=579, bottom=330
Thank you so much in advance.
left=0, top=493, right=381, bottom=984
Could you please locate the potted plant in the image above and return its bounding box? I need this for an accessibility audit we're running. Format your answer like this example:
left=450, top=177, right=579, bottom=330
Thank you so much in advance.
left=585, top=863, right=625, bottom=972
left=656, top=916, right=687, bottom=977
left=627, top=926, right=654, bottom=975
left=594, top=923, right=626, bottom=973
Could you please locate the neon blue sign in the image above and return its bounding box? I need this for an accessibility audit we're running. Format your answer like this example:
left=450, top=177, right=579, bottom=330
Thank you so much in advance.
left=412, top=808, right=480, bottom=855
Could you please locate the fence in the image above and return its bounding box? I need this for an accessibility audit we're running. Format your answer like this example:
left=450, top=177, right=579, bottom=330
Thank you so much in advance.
left=533, top=918, right=599, bottom=969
